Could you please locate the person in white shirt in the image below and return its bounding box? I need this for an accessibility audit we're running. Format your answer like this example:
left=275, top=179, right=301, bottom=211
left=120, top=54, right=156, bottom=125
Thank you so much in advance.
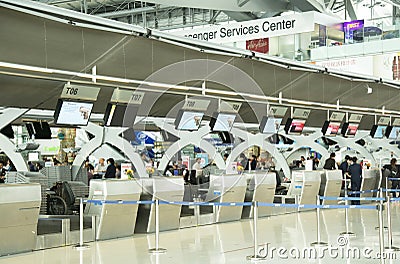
left=94, top=158, right=107, bottom=174
left=192, top=158, right=202, bottom=177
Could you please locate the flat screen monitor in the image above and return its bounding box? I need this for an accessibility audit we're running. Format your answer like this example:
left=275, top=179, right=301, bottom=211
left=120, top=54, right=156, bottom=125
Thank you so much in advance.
left=54, top=99, right=93, bottom=126
left=342, top=122, right=359, bottom=137
left=104, top=104, right=138, bottom=127
left=284, top=118, right=306, bottom=134
left=209, top=112, right=236, bottom=132
left=322, top=121, right=341, bottom=136
left=31, top=122, right=52, bottom=139
left=370, top=125, right=387, bottom=139
left=175, top=110, right=204, bottom=131
left=388, top=126, right=400, bottom=139
left=259, top=117, right=282, bottom=134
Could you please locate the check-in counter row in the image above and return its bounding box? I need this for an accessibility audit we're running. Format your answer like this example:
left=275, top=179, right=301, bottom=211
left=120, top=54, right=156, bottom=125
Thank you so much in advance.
left=0, top=169, right=381, bottom=256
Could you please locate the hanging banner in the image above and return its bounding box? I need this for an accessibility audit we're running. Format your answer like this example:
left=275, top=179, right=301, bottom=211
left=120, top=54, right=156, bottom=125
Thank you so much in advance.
left=172, top=12, right=316, bottom=43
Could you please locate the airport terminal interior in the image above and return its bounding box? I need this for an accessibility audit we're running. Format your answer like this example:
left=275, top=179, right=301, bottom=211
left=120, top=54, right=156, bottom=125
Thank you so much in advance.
left=3, top=0, right=400, bottom=263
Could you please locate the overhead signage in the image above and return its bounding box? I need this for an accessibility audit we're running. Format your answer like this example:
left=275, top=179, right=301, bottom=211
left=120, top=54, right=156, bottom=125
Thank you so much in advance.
left=172, top=12, right=316, bottom=43
left=330, top=112, right=345, bottom=122
left=268, top=106, right=287, bottom=117
left=377, top=116, right=390, bottom=125
left=392, top=118, right=400, bottom=127
left=61, top=83, right=100, bottom=101
left=349, top=114, right=363, bottom=123
left=182, top=99, right=210, bottom=111
left=111, top=89, right=144, bottom=104
left=293, top=109, right=310, bottom=119
left=219, top=101, right=242, bottom=113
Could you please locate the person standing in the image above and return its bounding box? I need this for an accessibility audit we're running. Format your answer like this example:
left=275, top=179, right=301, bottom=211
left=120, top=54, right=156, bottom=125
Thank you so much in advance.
left=384, top=158, right=400, bottom=198
left=339, top=155, right=351, bottom=189
left=94, top=158, right=107, bottom=175
left=104, top=158, right=116, bottom=179
left=0, top=162, right=6, bottom=183
left=192, top=158, right=202, bottom=177
left=348, top=156, right=363, bottom=205
left=250, top=155, right=257, bottom=171
left=323, top=153, right=337, bottom=170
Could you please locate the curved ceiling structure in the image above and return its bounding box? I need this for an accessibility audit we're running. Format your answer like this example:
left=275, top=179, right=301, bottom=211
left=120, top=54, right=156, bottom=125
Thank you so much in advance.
left=1, top=0, right=400, bottom=130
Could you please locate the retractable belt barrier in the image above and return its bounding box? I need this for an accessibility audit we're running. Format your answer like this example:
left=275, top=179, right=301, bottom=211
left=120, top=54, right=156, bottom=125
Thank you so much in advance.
left=388, top=178, right=400, bottom=181
left=80, top=195, right=385, bottom=261
left=347, top=189, right=379, bottom=195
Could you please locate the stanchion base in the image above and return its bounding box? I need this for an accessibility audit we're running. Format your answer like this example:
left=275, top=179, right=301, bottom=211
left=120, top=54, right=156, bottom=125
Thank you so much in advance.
left=246, top=255, right=265, bottom=261
left=385, top=246, right=400, bottom=252
left=73, top=244, right=90, bottom=250
left=339, top=231, right=356, bottom=237
left=149, top=248, right=167, bottom=254
left=375, top=226, right=388, bottom=230
left=310, top=242, right=328, bottom=247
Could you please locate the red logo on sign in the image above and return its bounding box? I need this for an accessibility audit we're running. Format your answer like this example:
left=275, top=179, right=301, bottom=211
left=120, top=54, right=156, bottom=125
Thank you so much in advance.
left=246, top=38, right=269, bottom=53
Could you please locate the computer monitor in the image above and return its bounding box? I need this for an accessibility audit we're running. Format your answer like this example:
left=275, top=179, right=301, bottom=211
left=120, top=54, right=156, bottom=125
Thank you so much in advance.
left=284, top=118, right=306, bottom=134
left=321, top=120, right=341, bottom=136
left=103, top=103, right=138, bottom=127
left=209, top=112, right=236, bottom=132
left=387, top=126, right=400, bottom=139
left=259, top=117, right=282, bottom=134
left=175, top=110, right=204, bottom=131
left=370, top=125, right=387, bottom=139
left=31, top=122, right=52, bottom=139
left=341, top=122, right=359, bottom=137
left=54, top=99, right=93, bottom=126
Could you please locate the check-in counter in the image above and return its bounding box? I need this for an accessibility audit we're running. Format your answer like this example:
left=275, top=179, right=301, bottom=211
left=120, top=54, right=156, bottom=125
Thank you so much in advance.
left=372, top=169, right=382, bottom=196
left=319, top=170, right=342, bottom=205
left=0, top=183, right=41, bottom=256
left=135, top=177, right=184, bottom=233
left=85, top=179, right=142, bottom=240
left=279, top=171, right=321, bottom=207
left=202, top=174, right=247, bottom=223
left=361, top=169, right=380, bottom=201
left=242, top=172, right=276, bottom=218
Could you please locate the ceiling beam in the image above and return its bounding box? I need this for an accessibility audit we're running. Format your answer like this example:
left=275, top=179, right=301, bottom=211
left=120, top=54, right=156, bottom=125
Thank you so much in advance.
left=327, top=0, right=336, bottom=10
left=345, top=0, right=357, bottom=20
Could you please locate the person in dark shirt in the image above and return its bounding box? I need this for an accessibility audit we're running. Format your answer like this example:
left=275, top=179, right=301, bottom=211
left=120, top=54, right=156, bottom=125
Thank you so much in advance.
left=104, top=158, right=116, bottom=179
left=323, top=153, right=337, bottom=170
left=339, top=155, right=351, bottom=189
left=0, top=162, right=6, bottom=183
left=383, top=158, right=400, bottom=198
left=250, top=155, right=257, bottom=170
left=348, top=156, right=363, bottom=205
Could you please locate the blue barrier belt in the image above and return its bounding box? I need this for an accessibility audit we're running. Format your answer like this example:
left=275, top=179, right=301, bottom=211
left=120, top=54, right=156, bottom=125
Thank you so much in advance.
left=383, top=189, right=400, bottom=192
left=390, top=197, right=400, bottom=202
left=388, top=178, right=400, bottom=181
left=257, top=202, right=376, bottom=210
left=320, top=196, right=385, bottom=201
left=347, top=189, right=379, bottom=195
left=84, top=200, right=376, bottom=210
left=85, top=200, right=154, bottom=205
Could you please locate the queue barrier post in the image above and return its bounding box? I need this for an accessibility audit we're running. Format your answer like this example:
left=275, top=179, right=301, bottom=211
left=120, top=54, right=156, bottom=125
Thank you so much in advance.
left=311, top=195, right=328, bottom=247
left=74, top=198, right=89, bottom=250
left=149, top=199, right=167, bottom=254
left=385, top=196, right=400, bottom=252
left=339, top=188, right=355, bottom=237
left=246, top=201, right=264, bottom=261
left=378, top=202, right=385, bottom=264
left=375, top=188, right=388, bottom=231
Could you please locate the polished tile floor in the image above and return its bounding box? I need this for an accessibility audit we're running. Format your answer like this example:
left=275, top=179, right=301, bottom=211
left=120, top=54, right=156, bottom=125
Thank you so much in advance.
left=2, top=204, right=400, bottom=264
